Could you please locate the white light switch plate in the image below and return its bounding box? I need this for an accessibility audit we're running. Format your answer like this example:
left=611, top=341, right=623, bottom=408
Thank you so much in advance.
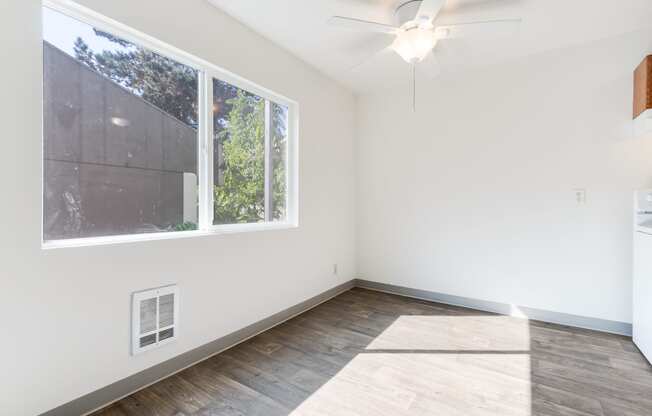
left=574, top=189, right=587, bottom=205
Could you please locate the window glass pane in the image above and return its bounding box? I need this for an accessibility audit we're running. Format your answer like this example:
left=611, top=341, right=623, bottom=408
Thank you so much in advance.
left=213, top=79, right=265, bottom=225
left=212, top=79, right=288, bottom=225
left=42, top=7, right=198, bottom=241
left=271, top=103, right=288, bottom=222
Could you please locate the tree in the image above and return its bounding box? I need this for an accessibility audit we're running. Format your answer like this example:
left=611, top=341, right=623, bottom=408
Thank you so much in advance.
left=213, top=93, right=287, bottom=224
left=270, top=102, right=288, bottom=219
left=75, top=31, right=242, bottom=129
left=74, top=32, right=199, bottom=127
left=214, top=91, right=265, bottom=224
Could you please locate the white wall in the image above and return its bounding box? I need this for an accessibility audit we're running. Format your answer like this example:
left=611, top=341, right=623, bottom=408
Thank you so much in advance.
left=357, top=29, right=652, bottom=325
left=4, top=1, right=652, bottom=414
left=0, top=1, right=356, bottom=415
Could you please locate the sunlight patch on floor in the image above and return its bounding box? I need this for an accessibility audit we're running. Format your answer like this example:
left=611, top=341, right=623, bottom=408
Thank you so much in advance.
left=288, top=352, right=531, bottom=416
left=365, top=315, right=531, bottom=352
left=289, top=315, right=532, bottom=416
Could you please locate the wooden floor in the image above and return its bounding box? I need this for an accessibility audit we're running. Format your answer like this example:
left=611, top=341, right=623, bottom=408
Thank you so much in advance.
left=93, top=288, right=652, bottom=416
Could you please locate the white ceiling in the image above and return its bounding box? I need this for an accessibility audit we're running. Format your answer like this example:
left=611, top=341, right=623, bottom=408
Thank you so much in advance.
left=208, top=0, right=652, bottom=93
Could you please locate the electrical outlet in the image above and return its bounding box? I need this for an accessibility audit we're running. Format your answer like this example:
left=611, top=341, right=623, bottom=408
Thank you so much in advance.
left=574, top=189, right=587, bottom=205
left=333, top=264, right=338, bottom=275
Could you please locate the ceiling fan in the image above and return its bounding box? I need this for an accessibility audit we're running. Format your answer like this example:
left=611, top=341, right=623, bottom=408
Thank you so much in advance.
left=329, top=0, right=521, bottom=76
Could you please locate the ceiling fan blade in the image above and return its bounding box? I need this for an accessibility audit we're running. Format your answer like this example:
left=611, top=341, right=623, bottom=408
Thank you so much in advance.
left=328, top=16, right=399, bottom=34
left=416, top=0, right=446, bottom=24
left=347, top=44, right=395, bottom=73
left=435, top=19, right=521, bottom=40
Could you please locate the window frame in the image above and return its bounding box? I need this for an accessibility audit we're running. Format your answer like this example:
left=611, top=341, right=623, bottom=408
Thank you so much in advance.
left=41, top=0, right=299, bottom=249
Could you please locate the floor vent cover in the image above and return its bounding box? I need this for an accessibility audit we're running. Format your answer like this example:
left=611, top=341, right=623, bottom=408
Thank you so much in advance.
left=132, top=285, right=179, bottom=355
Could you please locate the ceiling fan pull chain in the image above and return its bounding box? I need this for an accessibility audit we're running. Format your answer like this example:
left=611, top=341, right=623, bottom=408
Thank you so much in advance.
left=412, top=63, right=416, bottom=112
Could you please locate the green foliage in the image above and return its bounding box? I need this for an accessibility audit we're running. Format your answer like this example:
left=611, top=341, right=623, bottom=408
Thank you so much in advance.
left=213, top=94, right=288, bottom=225
left=270, top=103, right=288, bottom=220
left=214, top=91, right=266, bottom=224
left=174, top=222, right=198, bottom=231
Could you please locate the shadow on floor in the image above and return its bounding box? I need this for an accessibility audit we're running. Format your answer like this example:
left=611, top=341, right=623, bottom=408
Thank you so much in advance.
left=94, top=288, right=652, bottom=416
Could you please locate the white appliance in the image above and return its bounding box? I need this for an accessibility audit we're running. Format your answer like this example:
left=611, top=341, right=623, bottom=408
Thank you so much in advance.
left=633, top=190, right=652, bottom=362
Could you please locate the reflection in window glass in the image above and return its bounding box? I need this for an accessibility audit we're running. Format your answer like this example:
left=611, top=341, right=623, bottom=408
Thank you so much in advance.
left=42, top=7, right=198, bottom=241
left=271, top=102, right=288, bottom=222
left=212, top=79, right=288, bottom=225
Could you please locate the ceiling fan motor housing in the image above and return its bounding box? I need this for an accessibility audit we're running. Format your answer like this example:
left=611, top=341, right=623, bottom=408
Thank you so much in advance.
left=395, top=0, right=424, bottom=27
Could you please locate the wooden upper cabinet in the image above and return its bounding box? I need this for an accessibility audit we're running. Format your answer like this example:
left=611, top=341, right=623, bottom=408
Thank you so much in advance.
left=634, top=56, right=652, bottom=119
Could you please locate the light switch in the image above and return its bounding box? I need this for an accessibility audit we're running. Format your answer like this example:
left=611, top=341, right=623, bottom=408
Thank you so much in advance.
left=574, top=189, right=587, bottom=205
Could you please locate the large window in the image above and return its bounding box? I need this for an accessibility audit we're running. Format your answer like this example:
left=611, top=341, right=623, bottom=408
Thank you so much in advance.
left=42, top=3, right=296, bottom=247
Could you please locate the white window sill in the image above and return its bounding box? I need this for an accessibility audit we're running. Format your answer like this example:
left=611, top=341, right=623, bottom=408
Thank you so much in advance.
left=41, top=222, right=298, bottom=250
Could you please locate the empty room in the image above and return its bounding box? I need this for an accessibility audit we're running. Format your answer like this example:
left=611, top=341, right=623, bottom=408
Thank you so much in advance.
left=4, top=0, right=652, bottom=415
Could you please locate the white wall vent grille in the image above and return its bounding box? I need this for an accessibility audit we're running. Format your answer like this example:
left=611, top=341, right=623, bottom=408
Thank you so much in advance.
left=132, top=285, right=179, bottom=355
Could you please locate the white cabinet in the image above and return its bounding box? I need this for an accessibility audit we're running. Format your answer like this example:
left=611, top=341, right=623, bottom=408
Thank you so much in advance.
left=633, top=231, right=652, bottom=362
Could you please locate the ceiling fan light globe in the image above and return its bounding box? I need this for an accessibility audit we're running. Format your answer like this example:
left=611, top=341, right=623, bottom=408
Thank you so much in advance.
left=391, top=28, right=437, bottom=64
